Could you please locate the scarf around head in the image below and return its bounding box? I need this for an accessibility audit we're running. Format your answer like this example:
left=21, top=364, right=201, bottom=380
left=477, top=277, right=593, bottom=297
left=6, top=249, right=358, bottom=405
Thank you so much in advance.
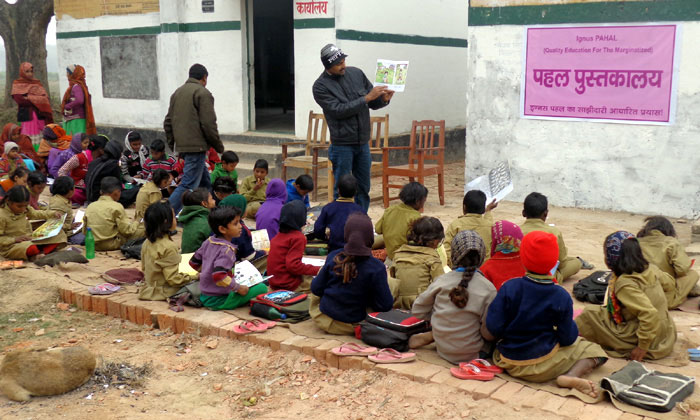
left=220, top=194, right=247, bottom=214
left=60, top=65, right=96, bottom=135
left=491, top=220, right=523, bottom=256
left=124, top=131, right=148, bottom=167
left=605, top=230, right=635, bottom=268
left=343, top=212, right=374, bottom=257
left=450, top=230, right=486, bottom=268
left=11, top=62, right=53, bottom=122
left=1, top=123, right=18, bottom=148
left=265, top=178, right=288, bottom=204
left=2, top=123, right=39, bottom=163
left=279, top=200, right=307, bottom=231
left=57, top=133, right=85, bottom=164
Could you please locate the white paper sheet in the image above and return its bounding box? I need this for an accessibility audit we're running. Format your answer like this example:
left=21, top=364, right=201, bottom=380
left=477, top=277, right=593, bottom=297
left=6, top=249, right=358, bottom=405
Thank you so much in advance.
left=72, top=209, right=85, bottom=235
left=465, top=161, right=513, bottom=203
left=301, top=257, right=326, bottom=267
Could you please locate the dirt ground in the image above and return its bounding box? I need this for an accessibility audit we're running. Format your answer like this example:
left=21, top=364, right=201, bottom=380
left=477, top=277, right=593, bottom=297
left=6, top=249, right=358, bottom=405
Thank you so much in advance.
left=0, top=162, right=699, bottom=419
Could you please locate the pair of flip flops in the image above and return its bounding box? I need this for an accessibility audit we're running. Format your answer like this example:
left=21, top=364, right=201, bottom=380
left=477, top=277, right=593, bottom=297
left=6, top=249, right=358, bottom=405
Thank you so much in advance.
left=330, top=343, right=416, bottom=364
left=88, top=283, right=121, bottom=295
left=450, top=358, right=502, bottom=381
left=232, top=319, right=277, bottom=335
left=687, top=348, right=700, bottom=361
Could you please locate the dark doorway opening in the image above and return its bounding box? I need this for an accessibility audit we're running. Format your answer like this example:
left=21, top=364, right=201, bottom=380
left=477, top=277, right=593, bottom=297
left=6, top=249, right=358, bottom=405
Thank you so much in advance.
left=253, top=0, right=294, bottom=133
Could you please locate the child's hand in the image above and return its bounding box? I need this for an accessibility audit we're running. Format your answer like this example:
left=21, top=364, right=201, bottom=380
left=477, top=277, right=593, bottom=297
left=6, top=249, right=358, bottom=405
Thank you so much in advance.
left=53, top=211, right=63, bottom=219
left=253, top=178, right=263, bottom=190
left=236, top=285, right=249, bottom=296
left=15, top=236, right=31, bottom=243
left=486, top=199, right=498, bottom=212
left=71, top=222, right=81, bottom=229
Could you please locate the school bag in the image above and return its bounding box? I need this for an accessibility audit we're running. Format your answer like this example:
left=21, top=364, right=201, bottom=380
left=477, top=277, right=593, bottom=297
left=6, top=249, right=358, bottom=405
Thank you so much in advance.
left=601, top=361, right=695, bottom=412
left=355, top=309, right=431, bottom=352
left=249, top=290, right=310, bottom=323
left=573, top=270, right=611, bottom=304
left=366, top=309, right=430, bottom=334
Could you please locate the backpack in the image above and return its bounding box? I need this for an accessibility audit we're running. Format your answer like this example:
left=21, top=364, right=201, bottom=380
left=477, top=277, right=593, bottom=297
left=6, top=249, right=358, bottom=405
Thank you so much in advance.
left=168, top=281, right=203, bottom=312
left=366, top=309, right=430, bottom=334
left=573, top=270, right=611, bottom=304
left=250, top=290, right=310, bottom=323
left=356, top=309, right=431, bottom=352
left=601, top=361, right=695, bottom=412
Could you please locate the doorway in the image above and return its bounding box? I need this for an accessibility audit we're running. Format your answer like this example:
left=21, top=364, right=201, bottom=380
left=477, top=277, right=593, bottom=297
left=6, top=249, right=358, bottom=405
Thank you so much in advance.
left=252, top=0, right=294, bottom=133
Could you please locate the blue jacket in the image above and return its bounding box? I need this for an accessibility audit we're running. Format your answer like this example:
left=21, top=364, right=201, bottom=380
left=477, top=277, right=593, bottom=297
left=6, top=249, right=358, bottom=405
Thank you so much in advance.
left=485, top=275, right=578, bottom=361
left=313, top=199, right=364, bottom=252
left=286, top=179, right=310, bottom=208
left=311, top=249, right=393, bottom=323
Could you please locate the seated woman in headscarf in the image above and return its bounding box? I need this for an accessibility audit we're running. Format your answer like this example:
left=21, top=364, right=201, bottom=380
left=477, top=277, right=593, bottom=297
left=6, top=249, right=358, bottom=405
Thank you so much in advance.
left=479, top=220, right=526, bottom=291
left=39, top=124, right=72, bottom=166
left=85, top=139, right=122, bottom=204
left=0, top=123, right=42, bottom=171
left=58, top=134, right=106, bottom=205
left=49, top=133, right=88, bottom=179
left=61, top=64, right=96, bottom=136
left=11, top=62, right=53, bottom=148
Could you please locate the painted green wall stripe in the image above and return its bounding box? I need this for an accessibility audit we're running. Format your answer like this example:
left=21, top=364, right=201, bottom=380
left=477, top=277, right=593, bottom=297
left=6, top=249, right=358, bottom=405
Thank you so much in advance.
left=57, top=20, right=240, bottom=39
left=336, top=29, right=468, bottom=48
left=469, top=0, right=700, bottom=26
left=294, top=18, right=335, bottom=29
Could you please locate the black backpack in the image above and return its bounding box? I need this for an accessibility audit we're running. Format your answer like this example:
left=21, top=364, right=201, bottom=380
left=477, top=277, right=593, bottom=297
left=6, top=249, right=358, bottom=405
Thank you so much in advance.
left=355, top=309, right=431, bottom=352
left=573, top=270, right=611, bottom=304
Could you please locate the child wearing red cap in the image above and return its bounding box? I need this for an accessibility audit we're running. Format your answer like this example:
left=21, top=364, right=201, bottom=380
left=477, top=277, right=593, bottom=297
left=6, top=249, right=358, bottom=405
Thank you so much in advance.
left=482, top=230, right=607, bottom=398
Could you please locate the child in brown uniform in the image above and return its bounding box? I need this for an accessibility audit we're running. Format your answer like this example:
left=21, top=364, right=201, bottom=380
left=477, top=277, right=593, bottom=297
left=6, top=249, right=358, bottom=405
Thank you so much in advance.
left=392, top=217, right=445, bottom=309
left=375, top=182, right=428, bottom=264
left=444, top=190, right=496, bottom=266
left=238, top=159, right=269, bottom=218
left=637, top=216, right=700, bottom=308
left=84, top=177, right=145, bottom=251
left=575, top=231, right=676, bottom=360
left=134, top=169, right=171, bottom=222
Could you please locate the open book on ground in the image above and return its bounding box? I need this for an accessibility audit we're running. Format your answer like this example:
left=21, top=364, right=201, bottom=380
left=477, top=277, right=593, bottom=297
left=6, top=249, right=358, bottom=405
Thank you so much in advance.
left=466, top=161, right=513, bottom=203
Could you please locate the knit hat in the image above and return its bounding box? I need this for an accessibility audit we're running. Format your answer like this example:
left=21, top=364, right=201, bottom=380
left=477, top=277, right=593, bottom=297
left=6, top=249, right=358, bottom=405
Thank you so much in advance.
left=450, top=230, right=486, bottom=268
left=3, top=141, right=19, bottom=156
left=220, top=194, right=247, bottom=215
left=605, top=231, right=634, bottom=268
left=343, top=212, right=374, bottom=257
left=279, top=200, right=307, bottom=231
left=520, top=231, right=559, bottom=275
left=66, top=64, right=76, bottom=74
left=320, top=43, right=347, bottom=69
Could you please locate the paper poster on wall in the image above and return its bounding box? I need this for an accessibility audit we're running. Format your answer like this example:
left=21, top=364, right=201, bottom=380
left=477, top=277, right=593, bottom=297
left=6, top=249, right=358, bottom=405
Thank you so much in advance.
left=374, top=59, right=409, bottom=92
left=520, top=24, right=680, bottom=125
left=466, top=161, right=513, bottom=203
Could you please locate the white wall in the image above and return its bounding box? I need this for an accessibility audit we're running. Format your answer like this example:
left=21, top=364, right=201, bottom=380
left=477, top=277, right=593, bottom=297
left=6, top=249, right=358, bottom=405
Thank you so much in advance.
left=465, top=23, right=700, bottom=218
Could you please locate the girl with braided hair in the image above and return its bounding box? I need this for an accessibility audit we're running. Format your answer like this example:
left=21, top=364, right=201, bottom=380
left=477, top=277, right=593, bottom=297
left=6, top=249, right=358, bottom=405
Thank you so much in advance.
left=310, top=212, right=394, bottom=335
left=410, top=230, right=497, bottom=364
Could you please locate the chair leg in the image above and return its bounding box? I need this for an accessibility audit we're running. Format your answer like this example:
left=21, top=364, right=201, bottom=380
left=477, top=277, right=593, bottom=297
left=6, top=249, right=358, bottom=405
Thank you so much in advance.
left=281, top=165, right=287, bottom=183
left=327, top=167, right=334, bottom=203
left=438, top=173, right=445, bottom=206
left=383, top=174, right=389, bottom=209
left=312, top=165, right=319, bottom=202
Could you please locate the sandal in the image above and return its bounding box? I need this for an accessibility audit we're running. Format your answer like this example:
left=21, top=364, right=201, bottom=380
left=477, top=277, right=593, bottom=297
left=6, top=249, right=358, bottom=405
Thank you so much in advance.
left=249, top=318, right=276, bottom=330
left=232, top=319, right=271, bottom=335
left=88, top=283, right=121, bottom=295
left=368, top=348, right=416, bottom=364
left=462, top=358, right=503, bottom=374
left=450, top=363, right=495, bottom=381
left=331, top=343, right=379, bottom=356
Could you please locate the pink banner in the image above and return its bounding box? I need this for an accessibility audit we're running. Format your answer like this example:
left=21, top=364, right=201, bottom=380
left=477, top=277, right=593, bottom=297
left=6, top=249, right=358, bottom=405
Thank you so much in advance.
left=522, top=25, right=678, bottom=124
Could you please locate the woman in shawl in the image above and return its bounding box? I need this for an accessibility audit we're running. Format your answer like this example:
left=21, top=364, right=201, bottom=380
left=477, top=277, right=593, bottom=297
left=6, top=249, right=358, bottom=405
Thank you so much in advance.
left=85, top=139, right=122, bottom=204
left=255, top=178, right=288, bottom=239
left=479, top=220, right=526, bottom=290
left=120, top=131, right=149, bottom=184
left=0, top=142, right=28, bottom=180
left=61, top=65, right=96, bottom=135
left=0, top=123, right=42, bottom=170
left=39, top=124, right=72, bottom=164
left=310, top=212, right=394, bottom=335
left=11, top=62, right=53, bottom=147
left=49, top=133, right=88, bottom=178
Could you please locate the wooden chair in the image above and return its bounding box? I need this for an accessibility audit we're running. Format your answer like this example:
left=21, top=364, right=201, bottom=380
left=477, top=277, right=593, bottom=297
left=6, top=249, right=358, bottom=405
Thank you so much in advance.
left=281, top=111, right=334, bottom=202
left=382, top=120, right=445, bottom=208
left=369, top=114, right=389, bottom=201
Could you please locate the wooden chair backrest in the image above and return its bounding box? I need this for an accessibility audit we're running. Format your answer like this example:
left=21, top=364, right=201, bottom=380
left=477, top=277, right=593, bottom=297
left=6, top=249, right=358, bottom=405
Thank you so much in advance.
left=369, top=114, right=390, bottom=151
left=306, top=111, right=329, bottom=155
left=408, top=120, right=445, bottom=163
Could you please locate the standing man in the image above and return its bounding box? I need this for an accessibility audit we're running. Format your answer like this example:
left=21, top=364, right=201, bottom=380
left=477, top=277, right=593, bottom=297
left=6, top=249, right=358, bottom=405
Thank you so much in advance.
left=164, top=63, right=224, bottom=214
left=312, top=44, right=393, bottom=212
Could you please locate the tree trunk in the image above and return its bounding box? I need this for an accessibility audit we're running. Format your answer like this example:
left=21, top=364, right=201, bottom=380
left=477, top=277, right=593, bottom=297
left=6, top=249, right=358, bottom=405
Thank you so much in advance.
left=0, top=0, right=54, bottom=108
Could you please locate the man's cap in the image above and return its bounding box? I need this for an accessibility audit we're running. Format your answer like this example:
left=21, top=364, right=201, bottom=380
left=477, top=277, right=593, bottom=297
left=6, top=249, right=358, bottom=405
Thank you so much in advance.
left=320, top=43, right=347, bottom=69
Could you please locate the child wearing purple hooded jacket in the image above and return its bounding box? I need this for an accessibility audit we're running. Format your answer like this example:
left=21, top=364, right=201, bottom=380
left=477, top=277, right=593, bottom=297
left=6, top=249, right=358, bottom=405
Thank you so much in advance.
left=48, top=133, right=87, bottom=178
left=255, top=178, right=288, bottom=239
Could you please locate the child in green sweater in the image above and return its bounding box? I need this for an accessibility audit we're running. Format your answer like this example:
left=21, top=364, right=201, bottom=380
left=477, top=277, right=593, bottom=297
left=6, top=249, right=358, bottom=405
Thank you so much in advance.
left=210, top=151, right=239, bottom=191
left=179, top=188, right=215, bottom=253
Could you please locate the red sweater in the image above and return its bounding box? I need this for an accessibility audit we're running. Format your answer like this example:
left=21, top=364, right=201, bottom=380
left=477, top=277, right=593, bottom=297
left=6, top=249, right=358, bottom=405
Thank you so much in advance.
left=267, top=230, right=320, bottom=291
left=479, top=252, right=526, bottom=291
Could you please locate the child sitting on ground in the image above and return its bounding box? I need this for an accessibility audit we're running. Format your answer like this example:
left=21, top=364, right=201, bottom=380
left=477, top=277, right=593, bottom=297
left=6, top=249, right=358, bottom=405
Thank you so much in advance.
left=120, top=131, right=149, bottom=185
left=410, top=230, right=498, bottom=364
left=483, top=231, right=608, bottom=397
left=520, top=192, right=591, bottom=282
left=268, top=200, right=321, bottom=292
left=219, top=194, right=267, bottom=272
left=392, top=217, right=446, bottom=309
left=134, top=169, right=171, bottom=222
left=637, top=216, right=700, bottom=308
left=213, top=177, right=237, bottom=207
left=83, top=176, right=145, bottom=251
left=139, top=139, right=176, bottom=181
left=285, top=174, right=313, bottom=208
left=0, top=186, right=62, bottom=260
left=41, top=176, right=79, bottom=246
left=27, top=171, right=47, bottom=210
left=139, top=201, right=196, bottom=301
left=310, top=212, right=394, bottom=335
left=256, top=178, right=287, bottom=239
left=210, top=151, right=239, bottom=190
left=576, top=231, right=677, bottom=360
left=312, top=174, right=363, bottom=252
left=444, top=190, right=496, bottom=266
left=375, top=182, right=428, bottom=263
left=0, top=167, right=29, bottom=196
left=479, top=220, right=526, bottom=290
left=0, top=142, right=27, bottom=180
left=59, top=134, right=107, bottom=205
left=179, top=188, right=215, bottom=254
left=190, top=207, right=268, bottom=310
left=239, top=159, right=269, bottom=218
